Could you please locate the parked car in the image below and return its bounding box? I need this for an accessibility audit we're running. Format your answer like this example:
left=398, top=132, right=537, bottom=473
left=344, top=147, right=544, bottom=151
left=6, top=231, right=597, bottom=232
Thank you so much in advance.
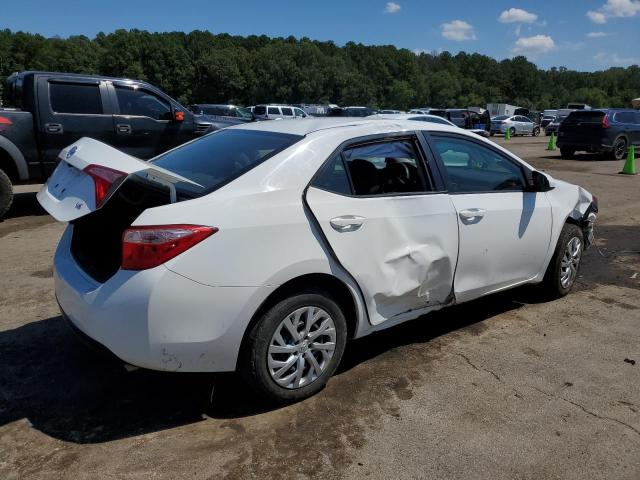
left=253, top=104, right=309, bottom=120
left=486, top=103, right=529, bottom=118
left=0, top=71, right=199, bottom=218
left=38, top=118, right=597, bottom=402
left=545, top=110, right=574, bottom=136
left=557, top=109, right=640, bottom=160
left=369, top=113, right=490, bottom=137
left=446, top=109, right=491, bottom=135
left=491, top=115, right=540, bottom=137
left=327, top=106, right=376, bottom=117
left=541, top=110, right=558, bottom=128
left=378, top=109, right=404, bottom=114
left=408, top=108, right=446, bottom=117
left=190, top=104, right=253, bottom=119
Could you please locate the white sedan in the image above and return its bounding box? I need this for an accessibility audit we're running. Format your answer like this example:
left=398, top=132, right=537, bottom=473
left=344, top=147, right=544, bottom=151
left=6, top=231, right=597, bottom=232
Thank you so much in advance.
left=38, top=118, right=597, bottom=402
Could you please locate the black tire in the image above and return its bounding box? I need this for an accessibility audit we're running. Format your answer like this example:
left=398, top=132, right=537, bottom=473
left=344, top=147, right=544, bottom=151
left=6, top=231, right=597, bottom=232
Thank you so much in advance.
left=239, top=290, right=347, bottom=403
left=541, top=223, right=584, bottom=299
left=533, top=127, right=540, bottom=137
left=0, top=168, right=13, bottom=220
left=560, top=147, right=575, bottom=159
left=612, top=137, right=627, bottom=161
left=489, top=132, right=495, bottom=137
left=509, top=127, right=516, bottom=137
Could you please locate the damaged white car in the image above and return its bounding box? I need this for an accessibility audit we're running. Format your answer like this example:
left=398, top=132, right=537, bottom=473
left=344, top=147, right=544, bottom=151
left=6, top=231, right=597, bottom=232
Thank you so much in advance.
left=38, top=119, right=598, bottom=402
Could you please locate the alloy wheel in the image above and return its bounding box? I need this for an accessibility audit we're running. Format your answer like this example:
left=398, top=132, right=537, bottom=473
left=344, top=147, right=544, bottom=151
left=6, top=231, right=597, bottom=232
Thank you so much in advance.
left=614, top=139, right=627, bottom=160
left=560, top=236, right=582, bottom=289
left=267, top=306, right=336, bottom=389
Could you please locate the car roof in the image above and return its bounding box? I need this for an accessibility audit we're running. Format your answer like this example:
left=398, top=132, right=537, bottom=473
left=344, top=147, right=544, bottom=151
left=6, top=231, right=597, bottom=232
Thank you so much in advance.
left=231, top=117, right=461, bottom=136
left=366, top=113, right=451, bottom=122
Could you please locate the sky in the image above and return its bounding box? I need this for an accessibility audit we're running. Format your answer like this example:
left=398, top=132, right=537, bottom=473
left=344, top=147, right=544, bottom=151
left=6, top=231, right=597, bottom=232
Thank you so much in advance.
left=3, top=0, right=640, bottom=71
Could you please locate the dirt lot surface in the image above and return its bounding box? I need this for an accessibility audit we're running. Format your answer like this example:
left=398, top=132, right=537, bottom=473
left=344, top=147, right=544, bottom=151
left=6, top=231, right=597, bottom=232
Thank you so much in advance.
left=1, top=135, right=639, bottom=479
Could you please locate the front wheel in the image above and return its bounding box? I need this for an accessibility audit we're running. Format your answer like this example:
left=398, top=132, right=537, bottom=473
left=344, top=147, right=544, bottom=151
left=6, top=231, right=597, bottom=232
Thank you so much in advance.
left=533, top=127, right=540, bottom=137
left=509, top=127, right=516, bottom=137
left=0, top=169, right=13, bottom=219
left=541, top=223, right=584, bottom=298
left=240, top=291, right=347, bottom=403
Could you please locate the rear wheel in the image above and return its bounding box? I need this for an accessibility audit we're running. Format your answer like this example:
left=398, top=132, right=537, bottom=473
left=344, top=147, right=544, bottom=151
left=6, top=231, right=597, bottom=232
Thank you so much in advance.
left=0, top=169, right=13, bottom=219
left=533, top=127, right=540, bottom=137
left=541, top=223, right=584, bottom=298
left=612, top=137, right=627, bottom=161
left=560, top=147, right=575, bottom=159
left=240, top=290, right=347, bottom=403
left=509, top=127, right=516, bottom=137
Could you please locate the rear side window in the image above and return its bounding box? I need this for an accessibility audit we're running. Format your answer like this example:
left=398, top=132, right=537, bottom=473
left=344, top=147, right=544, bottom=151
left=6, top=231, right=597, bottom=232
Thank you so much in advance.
left=115, top=86, right=172, bottom=120
left=432, top=136, right=525, bottom=193
left=312, top=154, right=352, bottom=195
left=268, top=107, right=280, bottom=115
left=614, top=112, right=635, bottom=123
left=50, top=82, right=103, bottom=114
left=342, top=139, right=431, bottom=195
left=281, top=107, right=293, bottom=116
left=151, top=129, right=302, bottom=196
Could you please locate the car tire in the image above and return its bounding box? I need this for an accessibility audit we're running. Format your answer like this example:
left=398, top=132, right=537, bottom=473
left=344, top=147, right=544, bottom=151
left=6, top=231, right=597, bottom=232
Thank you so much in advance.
left=560, top=147, right=575, bottom=159
left=490, top=132, right=495, bottom=137
left=533, top=127, right=540, bottom=137
left=240, top=290, right=348, bottom=403
left=509, top=127, right=516, bottom=137
left=612, top=137, right=627, bottom=161
left=0, top=168, right=13, bottom=220
left=541, top=223, right=584, bottom=299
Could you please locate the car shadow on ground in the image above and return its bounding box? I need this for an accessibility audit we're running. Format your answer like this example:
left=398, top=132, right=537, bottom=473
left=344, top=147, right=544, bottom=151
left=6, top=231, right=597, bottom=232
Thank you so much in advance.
left=3, top=192, right=48, bottom=220
left=0, top=286, right=546, bottom=444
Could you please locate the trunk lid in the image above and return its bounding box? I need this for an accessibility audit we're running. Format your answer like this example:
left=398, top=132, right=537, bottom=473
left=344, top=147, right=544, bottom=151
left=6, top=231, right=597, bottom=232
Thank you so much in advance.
left=37, top=137, right=202, bottom=222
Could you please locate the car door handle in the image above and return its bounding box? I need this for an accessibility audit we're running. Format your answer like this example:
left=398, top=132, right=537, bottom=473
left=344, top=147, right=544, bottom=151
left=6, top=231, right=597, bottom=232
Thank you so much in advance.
left=44, top=123, right=63, bottom=134
left=330, top=215, right=365, bottom=232
left=116, top=124, right=132, bottom=134
left=459, top=208, right=486, bottom=220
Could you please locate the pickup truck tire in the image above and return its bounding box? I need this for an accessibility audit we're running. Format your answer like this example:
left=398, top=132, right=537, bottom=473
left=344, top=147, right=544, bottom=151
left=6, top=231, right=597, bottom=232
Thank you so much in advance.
left=541, top=223, right=584, bottom=299
left=0, top=169, right=13, bottom=219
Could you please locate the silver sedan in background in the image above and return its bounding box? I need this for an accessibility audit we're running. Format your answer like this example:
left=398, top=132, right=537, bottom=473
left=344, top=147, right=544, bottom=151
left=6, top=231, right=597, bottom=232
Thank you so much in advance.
left=490, top=115, right=540, bottom=137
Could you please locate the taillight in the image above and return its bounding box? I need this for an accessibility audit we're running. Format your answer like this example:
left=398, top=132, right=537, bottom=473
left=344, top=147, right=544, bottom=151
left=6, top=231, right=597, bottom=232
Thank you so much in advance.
left=83, top=164, right=127, bottom=208
left=0, top=116, right=12, bottom=125
left=602, top=115, right=611, bottom=129
left=122, top=225, right=217, bottom=270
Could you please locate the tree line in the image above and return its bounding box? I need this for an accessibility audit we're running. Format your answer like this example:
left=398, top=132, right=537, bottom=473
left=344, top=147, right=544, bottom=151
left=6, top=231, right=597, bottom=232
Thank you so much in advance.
left=1, top=29, right=639, bottom=111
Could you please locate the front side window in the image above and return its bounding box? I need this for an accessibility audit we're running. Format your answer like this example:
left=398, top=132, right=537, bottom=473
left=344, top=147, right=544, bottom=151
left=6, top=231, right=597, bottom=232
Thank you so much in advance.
left=281, top=107, right=293, bottom=116
left=267, top=107, right=280, bottom=115
left=432, top=136, right=526, bottom=193
left=294, top=108, right=306, bottom=118
left=115, top=86, right=172, bottom=120
left=253, top=106, right=266, bottom=116
left=50, top=82, right=103, bottom=114
left=342, top=139, right=430, bottom=195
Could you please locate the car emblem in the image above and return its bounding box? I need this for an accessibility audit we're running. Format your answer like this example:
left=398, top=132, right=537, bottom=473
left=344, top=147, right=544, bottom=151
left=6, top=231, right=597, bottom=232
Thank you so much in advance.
left=75, top=202, right=83, bottom=210
left=66, top=146, right=78, bottom=159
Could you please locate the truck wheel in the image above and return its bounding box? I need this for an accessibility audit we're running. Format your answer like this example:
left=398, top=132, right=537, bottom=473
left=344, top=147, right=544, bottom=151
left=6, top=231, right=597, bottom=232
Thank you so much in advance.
left=560, top=147, right=575, bottom=159
left=0, top=169, right=13, bottom=219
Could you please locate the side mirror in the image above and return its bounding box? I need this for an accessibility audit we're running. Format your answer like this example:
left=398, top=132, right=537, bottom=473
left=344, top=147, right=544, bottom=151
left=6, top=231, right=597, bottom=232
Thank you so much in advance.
left=528, top=170, right=553, bottom=192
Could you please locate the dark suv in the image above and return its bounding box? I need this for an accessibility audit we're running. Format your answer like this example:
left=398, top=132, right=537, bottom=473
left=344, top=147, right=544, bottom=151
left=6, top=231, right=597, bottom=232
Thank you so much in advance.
left=557, top=109, right=640, bottom=160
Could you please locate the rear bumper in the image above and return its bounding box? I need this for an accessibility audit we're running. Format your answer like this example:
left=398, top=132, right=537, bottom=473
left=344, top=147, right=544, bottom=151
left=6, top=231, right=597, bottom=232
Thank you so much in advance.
left=54, top=225, right=273, bottom=372
left=556, top=138, right=613, bottom=152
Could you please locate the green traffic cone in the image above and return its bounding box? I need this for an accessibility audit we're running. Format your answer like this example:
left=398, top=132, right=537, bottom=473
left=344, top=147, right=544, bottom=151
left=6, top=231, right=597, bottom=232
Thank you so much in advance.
left=620, top=144, right=637, bottom=175
left=552, top=132, right=557, bottom=150
left=505, top=127, right=511, bottom=140
left=546, top=132, right=556, bottom=151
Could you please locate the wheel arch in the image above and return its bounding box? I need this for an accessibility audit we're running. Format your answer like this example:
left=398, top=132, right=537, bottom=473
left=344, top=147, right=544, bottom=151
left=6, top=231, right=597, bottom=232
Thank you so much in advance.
left=0, top=137, right=28, bottom=181
left=237, top=272, right=361, bottom=368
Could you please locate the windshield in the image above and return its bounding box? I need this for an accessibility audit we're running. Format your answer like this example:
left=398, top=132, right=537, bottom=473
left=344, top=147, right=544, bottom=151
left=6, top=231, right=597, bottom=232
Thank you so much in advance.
left=493, top=115, right=510, bottom=120
left=150, top=129, right=303, bottom=196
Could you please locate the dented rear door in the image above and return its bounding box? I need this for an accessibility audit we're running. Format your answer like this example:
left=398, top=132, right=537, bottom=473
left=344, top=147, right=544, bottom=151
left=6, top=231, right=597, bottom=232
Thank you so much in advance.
left=307, top=189, right=458, bottom=325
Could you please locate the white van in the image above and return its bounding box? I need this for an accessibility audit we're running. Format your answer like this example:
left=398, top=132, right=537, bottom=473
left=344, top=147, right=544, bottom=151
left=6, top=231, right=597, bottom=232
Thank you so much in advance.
left=253, top=104, right=309, bottom=120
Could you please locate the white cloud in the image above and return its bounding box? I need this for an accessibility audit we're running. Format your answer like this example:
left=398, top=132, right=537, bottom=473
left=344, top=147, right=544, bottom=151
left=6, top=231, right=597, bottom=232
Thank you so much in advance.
left=587, top=0, right=640, bottom=23
left=441, top=20, right=476, bottom=41
left=498, top=8, right=538, bottom=23
left=511, top=35, right=555, bottom=55
left=594, top=51, right=640, bottom=66
left=587, top=31, right=609, bottom=37
left=384, top=2, right=401, bottom=14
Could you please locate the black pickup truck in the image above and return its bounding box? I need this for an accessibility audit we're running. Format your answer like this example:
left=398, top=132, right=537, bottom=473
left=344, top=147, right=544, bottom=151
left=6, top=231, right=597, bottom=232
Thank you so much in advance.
left=0, top=71, right=206, bottom=218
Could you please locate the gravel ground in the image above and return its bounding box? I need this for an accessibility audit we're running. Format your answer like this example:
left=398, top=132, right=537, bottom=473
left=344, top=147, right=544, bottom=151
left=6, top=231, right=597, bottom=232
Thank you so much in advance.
left=0, top=135, right=638, bottom=479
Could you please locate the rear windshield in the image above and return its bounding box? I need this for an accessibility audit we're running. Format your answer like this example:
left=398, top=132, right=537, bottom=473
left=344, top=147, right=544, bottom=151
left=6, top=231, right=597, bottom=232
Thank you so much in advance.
left=150, top=129, right=302, bottom=196
left=564, top=111, right=605, bottom=124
